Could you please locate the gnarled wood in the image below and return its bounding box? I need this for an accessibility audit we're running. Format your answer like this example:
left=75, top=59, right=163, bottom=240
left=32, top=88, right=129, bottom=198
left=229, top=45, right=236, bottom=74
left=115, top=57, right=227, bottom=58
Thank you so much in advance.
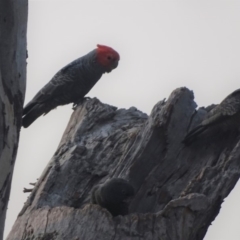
left=7, top=87, right=240, bottom=240
left=0, top=0, right=27, bottom=239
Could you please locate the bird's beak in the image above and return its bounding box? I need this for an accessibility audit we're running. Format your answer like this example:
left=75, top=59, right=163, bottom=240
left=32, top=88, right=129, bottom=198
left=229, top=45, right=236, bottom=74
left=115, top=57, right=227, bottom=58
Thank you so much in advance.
left=112, top=61, right=118, bottom=69
left=106, top=61, right=119, bottom=73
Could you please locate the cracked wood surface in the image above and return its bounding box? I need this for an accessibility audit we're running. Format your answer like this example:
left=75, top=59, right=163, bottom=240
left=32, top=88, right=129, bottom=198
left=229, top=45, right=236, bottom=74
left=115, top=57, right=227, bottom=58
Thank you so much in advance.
left=7, top=87, right=240, bottom=240
left=0, top=1, right=27, bottom=239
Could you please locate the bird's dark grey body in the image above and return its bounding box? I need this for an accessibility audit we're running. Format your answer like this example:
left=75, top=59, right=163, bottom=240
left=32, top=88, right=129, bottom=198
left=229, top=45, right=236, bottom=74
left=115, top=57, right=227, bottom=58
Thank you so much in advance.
left=91, top=178, right=135, bottom=216
left=183, top=89, right=240, bottom=143
left=22, top=50, right=105, bottom=128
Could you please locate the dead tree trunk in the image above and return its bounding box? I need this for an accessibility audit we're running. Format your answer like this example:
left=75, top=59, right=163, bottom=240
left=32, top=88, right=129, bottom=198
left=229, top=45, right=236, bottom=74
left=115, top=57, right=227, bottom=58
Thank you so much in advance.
left=7, top=87, right=240, bottom=240
left=0, top=1, right=28, bottom=239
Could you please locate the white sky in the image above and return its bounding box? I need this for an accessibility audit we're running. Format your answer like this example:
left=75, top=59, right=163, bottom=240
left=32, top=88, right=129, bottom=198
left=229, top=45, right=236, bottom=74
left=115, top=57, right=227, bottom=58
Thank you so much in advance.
left=4, top=0, right=240, bottom=239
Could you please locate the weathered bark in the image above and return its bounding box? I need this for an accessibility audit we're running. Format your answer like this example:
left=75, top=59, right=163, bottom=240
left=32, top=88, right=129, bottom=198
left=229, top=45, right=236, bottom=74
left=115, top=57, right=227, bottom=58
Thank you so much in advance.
left=0, top=1, right=28, bottom=239
left=7, top=87, right=240, bottom=240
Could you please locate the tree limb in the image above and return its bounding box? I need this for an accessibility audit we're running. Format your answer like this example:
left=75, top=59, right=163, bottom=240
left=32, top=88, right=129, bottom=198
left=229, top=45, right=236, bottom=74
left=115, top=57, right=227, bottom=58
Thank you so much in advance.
left=0, top=0, right=27, bottom=238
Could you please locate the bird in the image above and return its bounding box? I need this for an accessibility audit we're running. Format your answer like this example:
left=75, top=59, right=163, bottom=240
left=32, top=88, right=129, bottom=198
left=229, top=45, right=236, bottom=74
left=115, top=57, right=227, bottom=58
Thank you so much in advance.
left=22, top=44, right=120, bottom=128
left=183, top=89, right=240, bottom=144
left=91, top=178, right=135, bottom=216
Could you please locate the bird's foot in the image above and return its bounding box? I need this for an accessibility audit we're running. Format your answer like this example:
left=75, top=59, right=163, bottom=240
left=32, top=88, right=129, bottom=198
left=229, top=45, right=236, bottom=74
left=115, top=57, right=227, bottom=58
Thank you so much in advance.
left=72, top=97, right=91, bottom=110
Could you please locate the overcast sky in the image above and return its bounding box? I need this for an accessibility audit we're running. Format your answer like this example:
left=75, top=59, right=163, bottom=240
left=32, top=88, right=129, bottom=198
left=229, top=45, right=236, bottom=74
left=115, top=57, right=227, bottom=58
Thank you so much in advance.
left=4, top=0, right=240, bottom=239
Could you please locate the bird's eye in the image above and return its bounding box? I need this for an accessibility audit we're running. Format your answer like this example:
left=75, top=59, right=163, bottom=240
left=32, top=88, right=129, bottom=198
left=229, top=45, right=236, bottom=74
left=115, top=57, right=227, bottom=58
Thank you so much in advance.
left=107, top=56, right=112, bottom=60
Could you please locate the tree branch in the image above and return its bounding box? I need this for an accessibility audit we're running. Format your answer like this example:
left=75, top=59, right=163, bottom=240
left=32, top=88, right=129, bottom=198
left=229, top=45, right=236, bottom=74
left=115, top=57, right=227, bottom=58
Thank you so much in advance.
left=0, top=0, right=27, bottom=238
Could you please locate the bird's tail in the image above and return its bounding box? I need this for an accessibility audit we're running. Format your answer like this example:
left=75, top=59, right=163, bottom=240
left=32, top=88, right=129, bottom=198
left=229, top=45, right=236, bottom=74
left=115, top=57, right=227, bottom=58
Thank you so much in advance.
left=182, top=125, right=207, bottom=145
left=22, top=102, right=47, bottom=128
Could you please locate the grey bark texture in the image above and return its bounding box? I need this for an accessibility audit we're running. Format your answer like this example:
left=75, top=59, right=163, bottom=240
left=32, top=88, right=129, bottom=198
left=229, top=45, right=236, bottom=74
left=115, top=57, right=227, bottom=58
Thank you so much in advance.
left=7, top=87, right=240, bottom=240
left=0, top=0, right=27, bottom=239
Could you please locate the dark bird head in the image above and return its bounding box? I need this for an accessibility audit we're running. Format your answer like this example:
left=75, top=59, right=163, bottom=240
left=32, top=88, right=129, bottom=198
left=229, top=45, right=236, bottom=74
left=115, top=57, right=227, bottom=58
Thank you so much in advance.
left=96, top=44, right=120, bottom=73
left=101, top=178, right=135, bottom=205
left=91, top=178, right=135, bottom=216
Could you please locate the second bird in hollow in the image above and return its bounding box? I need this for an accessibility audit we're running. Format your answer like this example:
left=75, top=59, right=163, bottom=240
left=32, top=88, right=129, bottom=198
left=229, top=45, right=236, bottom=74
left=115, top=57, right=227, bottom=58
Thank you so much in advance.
left=22, top=44, right=120, bottom=128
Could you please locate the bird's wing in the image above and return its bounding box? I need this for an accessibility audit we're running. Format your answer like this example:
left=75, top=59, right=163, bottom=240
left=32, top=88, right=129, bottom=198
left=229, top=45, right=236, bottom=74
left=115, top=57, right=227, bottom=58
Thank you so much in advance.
left=22, top=67, right=79, bottom=116
left=33, top=62, right=82, bottom=103
left=32, top=74, right=74, bottom=103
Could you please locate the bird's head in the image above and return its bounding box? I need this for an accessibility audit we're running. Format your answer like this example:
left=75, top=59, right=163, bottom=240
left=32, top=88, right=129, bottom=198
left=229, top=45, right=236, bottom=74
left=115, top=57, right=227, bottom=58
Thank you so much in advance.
left=96, top=44, right=120, bottom=73
left=101, top=178, right=135, bottom=204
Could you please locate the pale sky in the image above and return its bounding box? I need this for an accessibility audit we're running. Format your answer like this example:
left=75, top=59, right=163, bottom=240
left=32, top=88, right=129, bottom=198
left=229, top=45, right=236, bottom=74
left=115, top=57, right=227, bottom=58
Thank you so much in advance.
left=4, top=1, right=240, bottom=239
